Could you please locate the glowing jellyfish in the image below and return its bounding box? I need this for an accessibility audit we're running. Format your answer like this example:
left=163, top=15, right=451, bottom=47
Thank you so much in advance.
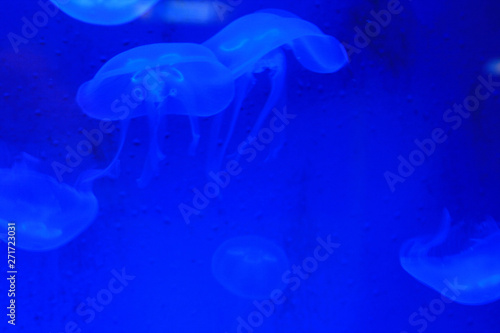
left=400, top=209, right=500, bottom=305
left=49, top=0, right=160, bottom=25
left=211, top=235, right=289, bottom=299
left=0, top=152, right=113, bottom=251
left=485, top=58, right=500, bottom=76
left=204, top=8, right=348, bottom=166
left=76, top=43, right=235, bottom=187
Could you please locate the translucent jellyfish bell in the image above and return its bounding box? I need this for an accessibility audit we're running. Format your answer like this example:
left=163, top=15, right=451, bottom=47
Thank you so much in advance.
left=204, top=9, right=347, bottom=167
left=76, top=43, right=235, bottom=187
left=204, top=9, right=347, bottom=77
left=211, top=235, right=289, bottom=299
left=49, top=0, right=161, bottom=25
left=0, top=153, right=111, bottom=251
left=400, top=209, right=500, bottom=305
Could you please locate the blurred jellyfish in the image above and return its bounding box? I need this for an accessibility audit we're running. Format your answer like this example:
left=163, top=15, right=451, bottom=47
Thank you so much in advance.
left=161, top=0, right=216, bottom=24
left=0, top=151, right=116, bottom=251
left=76, top=43, right=234, bottom=187
left=211, top=235, right=289, bottom=299
left=49, top=0, right=161, bottom=25
left=485, top=58, right=500, bottom=76
left=400, top=209, right=500, bottom=305
left=204, top=8, right=347, bottom=167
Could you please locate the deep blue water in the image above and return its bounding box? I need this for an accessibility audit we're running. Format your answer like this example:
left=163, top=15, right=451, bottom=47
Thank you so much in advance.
left=1, top=0, right=500, bottom=332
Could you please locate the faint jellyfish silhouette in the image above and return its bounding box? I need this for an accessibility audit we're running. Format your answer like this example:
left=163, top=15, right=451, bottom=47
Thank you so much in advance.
left=49, top=0, right=161, bottom=25
left=485, top=58, right=500, bottom=76
left=0, top=152, right=115, bottom=251
left=211, top=235, right=289, bottom=299
left=204, top=8, right=348, bottom=167
left=400, top=209, right=500, bottom=305
left=76, top=43, right=235, bottom=187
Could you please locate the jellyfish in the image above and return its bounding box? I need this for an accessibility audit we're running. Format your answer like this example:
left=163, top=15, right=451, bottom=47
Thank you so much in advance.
left=76, top=43, right=235, bottom=187
left=400, top=209, right=500, bottom=305
left=49, top=0, right=160, bottom=25
left=211, top=235, right=289, bottom=299
left=485, top=58, right=500, bottom=76
left=0, top=151, right=115, bottom=251
left=203, top=8, right=348, bottom=166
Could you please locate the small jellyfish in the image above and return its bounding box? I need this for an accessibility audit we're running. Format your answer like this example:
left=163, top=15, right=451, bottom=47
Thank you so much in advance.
left=76, top=43, right=235, bottom=187
left=0, top=152, right=114, bottom=251
left=485, top=58, right=500, bottom=76
left=400, top=209, right=500, bottom=305
left=49, top=0, right=160, bottom=25
left=211, top=235, right=289, bottom=299
left=204, top=9, right=348, bottom=166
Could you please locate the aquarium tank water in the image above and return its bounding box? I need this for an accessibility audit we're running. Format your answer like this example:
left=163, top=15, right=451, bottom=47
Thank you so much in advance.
left=1, top=0, right=500, bottom=332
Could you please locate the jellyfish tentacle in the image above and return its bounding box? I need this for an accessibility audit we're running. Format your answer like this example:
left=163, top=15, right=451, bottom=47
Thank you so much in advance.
left=246, top=50, right=287, bottom=150
left=427, top=208, right=452, bottom=248
left=231, top=51, right=287, bottom=163
left=206, top=112, right=224, bottom=172
left=188, top=116, right=201, bottom=156
left=210, top=73, right=255, bottom=170
left=264, top=128, right=286, bottom=163
left=136, top=104, right=166, bottom=188
left=76, top=119, right=130, bottom=190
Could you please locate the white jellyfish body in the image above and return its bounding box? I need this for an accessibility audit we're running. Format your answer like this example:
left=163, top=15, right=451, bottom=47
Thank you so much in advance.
left=211, top=235, right=289, bottom=299
left=400, top=209, right=500, bottom=305
left=49, top=0, right=160, bottom=25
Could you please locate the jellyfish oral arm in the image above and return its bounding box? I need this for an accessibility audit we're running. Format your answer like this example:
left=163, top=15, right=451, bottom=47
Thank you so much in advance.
left=209, top=73, right=254, bottom=169
left=188, top=116, right=201, bottom=156
left=427, top=208, right=452, bottom=248
left=75, top=119, right=129, bottom=190
left=244, top=51, right=287, bottom=147
left=136, top=103, right=166, bottom=188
